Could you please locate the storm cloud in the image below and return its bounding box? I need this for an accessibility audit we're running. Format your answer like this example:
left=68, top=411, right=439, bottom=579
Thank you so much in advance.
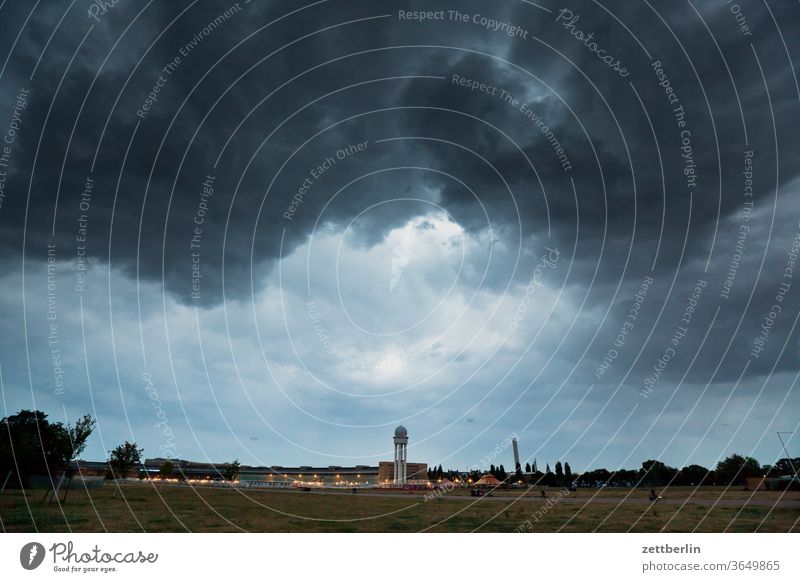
left=0, top=0, right=798, bottom=473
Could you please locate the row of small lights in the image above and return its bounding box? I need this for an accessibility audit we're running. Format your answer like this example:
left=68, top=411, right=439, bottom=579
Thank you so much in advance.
left=290, top=474, right=362, bottom=479
left=146, top=475, right=524, bottom=486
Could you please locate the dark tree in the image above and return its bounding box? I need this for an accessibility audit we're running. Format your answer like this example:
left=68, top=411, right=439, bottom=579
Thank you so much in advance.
left=56, top=414, right=96, bottom=500
left=66, top=415, right=95, bottom=462
left=576, top=468, right=611, bottom=486
left=541, top=468, right=557, bottom=487
left=715, top=454, right=761, bottom=486
left=615, top=468, right=639, bottom=485
left=639, top=460, right=678, bottom=487
left=676, top=464, right=711, bottom=486
left=564, top=462, right=573, bottom=482
left=108, top=442, right=143, bottom=480
left=159, top=460, right=175, bottom=479
left=223, top=460, right=241, bottom=481
left=0, top=410, right=94, bottom=491
left=489, top=464, right=496, bottom=477
left=498, top=464, right=507, bottom=481
left=555, top=461, right=564, bottom=484
left=771, top=458, right=800, bottom=477
left=525, top=462, right=531, bottom=473
left=545, top=463, right=551, bottom=474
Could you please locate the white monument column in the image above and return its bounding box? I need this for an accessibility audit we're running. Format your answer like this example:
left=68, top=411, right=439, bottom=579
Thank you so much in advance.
left=393, top=426, right=409, bottom=484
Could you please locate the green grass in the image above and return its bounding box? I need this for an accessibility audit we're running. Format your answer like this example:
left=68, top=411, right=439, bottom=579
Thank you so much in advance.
left=1, top=484, right=797, bottom=532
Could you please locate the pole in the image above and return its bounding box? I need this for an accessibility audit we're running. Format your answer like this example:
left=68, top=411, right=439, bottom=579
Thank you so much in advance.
left=777, top=432, right=798, bottom=478
left=50, top=472, right=63, bottom=503
left=62, top=474, right=74, bottom=503
left=49, top=472, right=65, bottom=503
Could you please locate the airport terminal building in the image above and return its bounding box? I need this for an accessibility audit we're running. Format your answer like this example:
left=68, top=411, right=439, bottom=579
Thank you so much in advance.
left=74, top=426, right=427, bottom=488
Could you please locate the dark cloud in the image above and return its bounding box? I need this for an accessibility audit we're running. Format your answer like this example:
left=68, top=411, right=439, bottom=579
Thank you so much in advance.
left=1, top=0, right=799, bottom=470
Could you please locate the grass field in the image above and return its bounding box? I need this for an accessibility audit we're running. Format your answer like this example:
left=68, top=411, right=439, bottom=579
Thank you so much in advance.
left=1, top=484, right=798, bottom=532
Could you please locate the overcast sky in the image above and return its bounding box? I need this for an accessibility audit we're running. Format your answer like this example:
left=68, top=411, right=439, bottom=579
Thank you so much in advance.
left=0, top=0, right=798, bottom=473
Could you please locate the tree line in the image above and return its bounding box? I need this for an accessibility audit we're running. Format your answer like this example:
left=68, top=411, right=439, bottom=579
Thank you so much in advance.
left=429, top=455, right=798, bottom=488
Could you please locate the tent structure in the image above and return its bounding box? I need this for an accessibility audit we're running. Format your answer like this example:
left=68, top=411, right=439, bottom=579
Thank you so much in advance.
left=473, top=474, right=502, bottom=487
